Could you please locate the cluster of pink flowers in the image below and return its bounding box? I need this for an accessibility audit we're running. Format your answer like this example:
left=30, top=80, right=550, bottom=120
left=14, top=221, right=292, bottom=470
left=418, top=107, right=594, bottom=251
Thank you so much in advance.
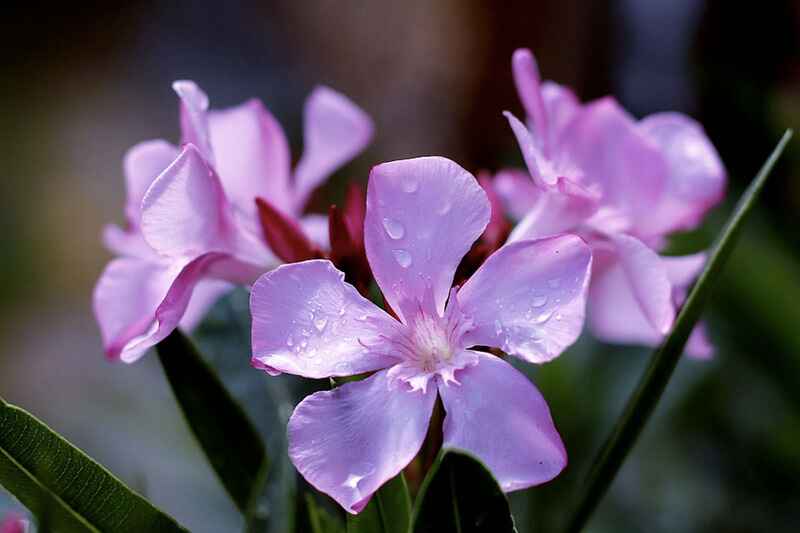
left=94, top=49, right=724, bottom=512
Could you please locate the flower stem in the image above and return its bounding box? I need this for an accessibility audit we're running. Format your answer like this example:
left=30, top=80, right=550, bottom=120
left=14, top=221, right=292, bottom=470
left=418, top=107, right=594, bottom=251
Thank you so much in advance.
left=564, top=130, right=793, bottom=533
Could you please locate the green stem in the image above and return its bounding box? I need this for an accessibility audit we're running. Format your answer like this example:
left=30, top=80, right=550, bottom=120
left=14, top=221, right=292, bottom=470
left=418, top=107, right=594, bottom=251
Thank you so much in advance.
left=565, top=130, right=793, bottom=533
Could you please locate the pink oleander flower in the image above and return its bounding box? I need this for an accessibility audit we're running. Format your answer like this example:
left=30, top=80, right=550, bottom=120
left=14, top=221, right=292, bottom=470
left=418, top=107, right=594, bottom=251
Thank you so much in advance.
left=499, top=49, right=726, bottom=357
left=93, top=81, right=372, bottom=362
left=0, top=513, right=27, bottom=533
left=250, top=157, right=592, bottom=512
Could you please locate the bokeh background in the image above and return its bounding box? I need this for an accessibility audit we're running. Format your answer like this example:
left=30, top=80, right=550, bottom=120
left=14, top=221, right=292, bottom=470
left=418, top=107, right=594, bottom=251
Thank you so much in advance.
left=2, top=1, right=800, bottom=532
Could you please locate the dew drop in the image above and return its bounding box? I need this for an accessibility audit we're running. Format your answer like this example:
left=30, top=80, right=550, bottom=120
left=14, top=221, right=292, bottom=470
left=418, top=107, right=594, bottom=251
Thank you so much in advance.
left=437, top=201, right=452, bottom=215
left=494, top=319, right=503, bottom=336
left=547, top=278, right=561, bottom=288
left=382, top=217, right=405, bottom=239
left=534, top=310, right=554, bottom=324
left=392, top=249, right=412, bottom=268
left=313, top=316, right=328, bottom=332
left=531, top=295, right=548, bottom=307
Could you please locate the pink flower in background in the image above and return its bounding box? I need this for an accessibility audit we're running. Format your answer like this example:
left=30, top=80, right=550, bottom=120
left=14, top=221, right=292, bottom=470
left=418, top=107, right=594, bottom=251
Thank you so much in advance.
left=93, top=82, right=372, bottom=362
left=0, top=513, right=27, bottom=533
left=250, top=157, right=592, bottom=512
left=499, top=49, right=726, bottom=357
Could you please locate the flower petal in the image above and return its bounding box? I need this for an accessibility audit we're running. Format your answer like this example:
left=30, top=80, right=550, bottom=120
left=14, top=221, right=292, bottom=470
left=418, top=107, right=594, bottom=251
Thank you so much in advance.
left=438, top=352, right=566, bottom=491
left=208, top=99, right=294, bottom=216
left=250, top=260, right=400, bottom=378
left=364, top=157, right=490, bottom=322
left=122, top=139, right=179, bottom=226
left=173, top=80, right=213, bottom=160
left=288, top=369, right=435, bottom=513
left=541, top=80, right=581, bottom=142
left=493, top=169, right=540, bottom=220
left=458, top=235, right=591, bottom=363
left=512, top=48, right=548, bottom=142
left=293, top=86, right=373, bottom=211
left=507, top=176, right=599, bottom=242
left=606, top=234, right=675, bottom=334
left=141, top=144, right=234, bottom=257
left=561, top=97, right=667, bottom=223
left=504, top=111, right=555, bottom=187
left=178, top=279, right=232, bottom=331
left=637, top=112, right=726, bottom=236
left=93, top=253, right=227, bottom=363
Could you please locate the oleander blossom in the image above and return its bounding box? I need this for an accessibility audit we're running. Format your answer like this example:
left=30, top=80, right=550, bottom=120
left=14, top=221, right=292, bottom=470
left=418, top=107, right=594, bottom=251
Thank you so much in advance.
left=250, top=157, right=592, bottom=512
left=499, top=48, right=726, bottom=357
left=93, top=81, right=372, bottom=362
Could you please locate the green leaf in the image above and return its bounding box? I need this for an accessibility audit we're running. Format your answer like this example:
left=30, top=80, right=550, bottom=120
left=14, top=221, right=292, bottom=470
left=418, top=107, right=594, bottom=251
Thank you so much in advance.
left=565, top=130, right=793, bottom=533
left=410, top=450, right=516, bottom=533
left=306, top=493, right=345, bottom=533
left=156, top=329, right=268, bottom=513
left=346, top=473, right=411, bottom=533
left=0, top=396, right=186, bottom=532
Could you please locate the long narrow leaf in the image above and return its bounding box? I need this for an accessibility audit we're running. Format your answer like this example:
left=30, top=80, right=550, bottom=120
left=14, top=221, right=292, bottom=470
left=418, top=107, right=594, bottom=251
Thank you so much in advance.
left=410, top=450, right=516, bottom=533
left=346, top=473, right=411, bottom=533
left=156, top=330, right=267, bottom=513
left=565, top=130, right=793, bottom=532
left=0, top=396, right=186, bottom=532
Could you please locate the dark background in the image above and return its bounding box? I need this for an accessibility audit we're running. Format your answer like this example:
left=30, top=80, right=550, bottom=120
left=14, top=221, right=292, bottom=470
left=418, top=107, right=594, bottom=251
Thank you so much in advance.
left=1, top=1, right=799, bottom=531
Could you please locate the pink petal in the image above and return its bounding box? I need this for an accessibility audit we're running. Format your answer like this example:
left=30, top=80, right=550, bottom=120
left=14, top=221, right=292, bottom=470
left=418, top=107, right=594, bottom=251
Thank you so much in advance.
left=493, top=169, right=540, bottom=220
left=173, top=80, right=213, bottom=160
left=178, top=279, right=232, bottom=331
left=438, top=352, right=566, bottom=491
left=93, top=253, right=228, bottom=363
left=512, top=49, right=548, bottom=143
left=141, top=144, right=234, bottom=257
left=122, top=139, right=179, bottom=226
left=507, top=176, right=599, bottom=242
left=607, top=234, right=675, bottom=334
left=663, top=253, right=706, bottom=288
left=292, top=86, right=373, bottom=211
left=300, top=213, right=331, bottom=251
left=637, top=112, right=726, bottom=236
left=504, top=111, right=556, bottom=187
left=364, top=157, right=490, bottom=322
left=208, top=99, right=294, bottom=217
left=102, top=223, right=157, bottom=259
left=0, top=514, right=26, bottom=533
left=541, top=81, right=581, bottom=143
left=250, top=260, right=400, bottom=378
left=288, top=369, right=435, bottom=513
left=458, top=235, right=592, bottom=363
left=561, top=97, right=667, bottom=223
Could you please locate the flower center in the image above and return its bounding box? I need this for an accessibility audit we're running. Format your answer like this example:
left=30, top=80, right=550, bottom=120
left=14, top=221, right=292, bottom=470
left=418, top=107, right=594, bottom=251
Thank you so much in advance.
left=409, top=314, right=456, bottom=372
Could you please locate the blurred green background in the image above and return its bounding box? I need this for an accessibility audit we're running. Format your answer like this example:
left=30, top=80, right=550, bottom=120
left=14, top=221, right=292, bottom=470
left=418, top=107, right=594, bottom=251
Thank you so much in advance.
left=1, top=1, right=799, bottom=531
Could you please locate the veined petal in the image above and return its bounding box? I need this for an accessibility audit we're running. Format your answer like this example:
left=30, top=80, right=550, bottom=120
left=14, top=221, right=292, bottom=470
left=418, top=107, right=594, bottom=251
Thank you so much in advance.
left=541, top=81, right=581, bottom=144
left=637, top=112, right=726, bottom=237
left=123, top=139, right=179, bottom=226
left=438, top=352, right=566, bottom=491
left=209, top=99, right=294, bottom=217
left=288, top=369, right=435, bottom=513
left=364, top=157, right=490, bottom=323
left=93, top=253, right=228, bottom=363
left=141, top=144, right=234, bottom=257
left=292, top=86, right=373, bottom=211
left=250, top=260, right=400, bottom=378
left=458, top=235, right=592, bottom=363
left=173, top=80, right=213, bottom=161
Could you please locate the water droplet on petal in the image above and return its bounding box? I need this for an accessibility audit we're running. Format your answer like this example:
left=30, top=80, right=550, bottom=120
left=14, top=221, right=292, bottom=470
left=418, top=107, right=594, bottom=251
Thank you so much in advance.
left=393, top=249, right=412, bottom=268
left=382, top=217, right=405, bottom=239
left=314, top=316, right=328, bottom=332
left=547, top=278, right=561, bottom=288
left=532, top=295, right=548, bottom=307
left=437, top=201, right=452, bottom=215
left=534, top=310, right=554, bottom=324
